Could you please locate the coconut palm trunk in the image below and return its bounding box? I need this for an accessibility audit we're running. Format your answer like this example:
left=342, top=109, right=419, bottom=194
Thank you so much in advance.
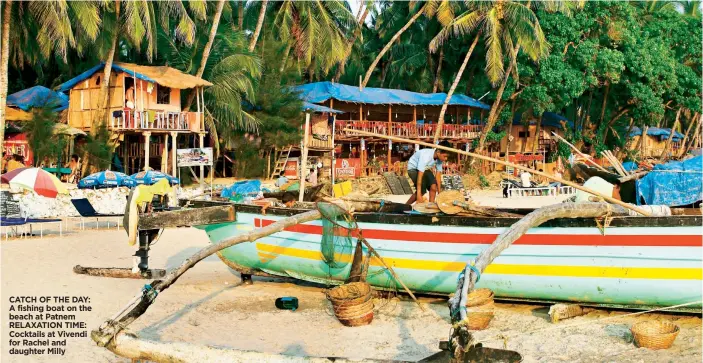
left=360, top=5, right=425, bottom=88
left=0, top=0, right=11, bottom=169
left=183, top=0, right=225, bottom=111
left=432, top=32, right=481, bottom=143
left=248, top=0, right=268, bottom=52
left=477, top=44, right=520, bottom=152
left=334, top=6, right=369, bottom=82
left=97, top=0, right=121, bottom=128
left=431, top=47, right=444, bottom=93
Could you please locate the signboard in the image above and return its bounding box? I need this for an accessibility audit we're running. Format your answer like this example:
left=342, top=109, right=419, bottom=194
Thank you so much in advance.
left=284, top=159, right=299, bottom=178
left=4, top=133, right=33, bottom=166
left=335, top=158, right=361, bottom=179
left=508, top=153, right=544, bottom=163
left=176, top=147, right=213, bottom=167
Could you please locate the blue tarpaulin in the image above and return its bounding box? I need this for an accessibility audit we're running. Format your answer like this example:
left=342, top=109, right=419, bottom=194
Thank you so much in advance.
left=629, top=127, right=684, bottom=141
left=57, top=63, right=158, bottom=92
left=303, top=102, right=343, bottom=114
left=293, top=82, right=490, bottom=110
left=622, top=161, right=638, bottom=172
left=636, top=156, right=703, bottom=206
left=221, top=180, right=261, bottom=198
left=7, top=86, right=69, bottom=111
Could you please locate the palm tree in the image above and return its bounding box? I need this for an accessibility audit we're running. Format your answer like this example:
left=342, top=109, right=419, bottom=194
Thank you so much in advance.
left=0, top=1, right=11, bottom=167
left=334, top=0, right=372, bottom=82
left=476, top=0, right=574, bottom=152
left=273, top=0, right=355, bottom=78
left=249, top=0, right=269, bottom=51
left=183, top=0, right=226, bottom=111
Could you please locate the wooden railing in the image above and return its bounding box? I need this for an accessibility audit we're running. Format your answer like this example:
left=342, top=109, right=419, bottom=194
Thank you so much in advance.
left=335, top=120, right=481, bottom=139
left=110, top=110, right=201, bottom=132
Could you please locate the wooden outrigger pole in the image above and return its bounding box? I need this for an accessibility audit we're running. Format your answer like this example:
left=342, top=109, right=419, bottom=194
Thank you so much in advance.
left=343, top=128, right=651, bottom=216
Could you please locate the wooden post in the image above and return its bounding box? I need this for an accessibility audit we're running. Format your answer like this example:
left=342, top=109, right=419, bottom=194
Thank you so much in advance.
left=660, top=108, right=682, bottom=160
left=387, top=105, right=392, bottom=169
left=161, top=134, right=169, bottom=173
left=199, top=133, right=205, bottom=190
left=299, top=112, right=311, bottom=202
left=678, top=112, right=698, bottom=157
left=171, top=132, right=178, bottom=177
left=143, top=131, right=151, bottom=171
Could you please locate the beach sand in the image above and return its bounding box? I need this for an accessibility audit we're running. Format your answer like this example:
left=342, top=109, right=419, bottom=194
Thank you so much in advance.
left=1, top=194, right=700, bottom=362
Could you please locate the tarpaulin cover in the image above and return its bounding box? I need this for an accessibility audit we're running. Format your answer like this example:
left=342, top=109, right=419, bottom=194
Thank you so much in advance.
left=221, top=180, right=261, bottom=198
left=294, top=82, right=490, bottom=109
left=512, top=112, right=574, bottom=129
left=629, top=127, right=684, bottom=141
left=7, top=86, right=69, bottom=111
left=622, top=161, right=638, bottom=172
left=636, top=155, right=703, bottom=206
left=303, top=101, right=343, bottom=114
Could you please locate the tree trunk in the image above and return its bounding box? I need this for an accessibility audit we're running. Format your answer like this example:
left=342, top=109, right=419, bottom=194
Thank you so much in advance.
left=334, top=6, right=369, bottom=82
left=504, top=101, right=517, bottom=162
left=432, top=32, right=481, bottom=143
left=477, top=44, right=520, bottom=152
left=183, top=0, right=225, bottom=112
left=97, top=0, right=121, bottom=128
left=431, top=47, right=445, bottom=93
left=679, top=113, right=700, bottom=157
left=248, top=0, right=268, bottom=52
left=660, top=108, right=681, bottom=160
left=0, top=0, right=11, bottom=171
left=237, top=0, right=244, bottom=30
left=617, top=117, right=635, bottom=159
left=360, top=5, right=424, bottom=88
left=597, top=81, right=610, bottom=129
left=279, top=41, right=292, bottom=73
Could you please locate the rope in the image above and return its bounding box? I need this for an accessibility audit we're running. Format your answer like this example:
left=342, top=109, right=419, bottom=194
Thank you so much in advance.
left=474, top=300, right=702, bottom=346
left=594, top=203, right=613, bottom=235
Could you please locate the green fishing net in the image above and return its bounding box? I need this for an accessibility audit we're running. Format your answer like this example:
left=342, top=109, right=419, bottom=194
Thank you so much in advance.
left=316, top=202, right=358, bottom=268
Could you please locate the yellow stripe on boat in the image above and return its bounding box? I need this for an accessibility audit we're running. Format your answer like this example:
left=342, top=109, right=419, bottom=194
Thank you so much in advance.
left=256, top=243, right=702, bottom=280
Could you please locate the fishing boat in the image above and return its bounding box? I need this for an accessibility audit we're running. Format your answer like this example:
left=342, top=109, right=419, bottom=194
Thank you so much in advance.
left=193, top=201, right=703, bottom=312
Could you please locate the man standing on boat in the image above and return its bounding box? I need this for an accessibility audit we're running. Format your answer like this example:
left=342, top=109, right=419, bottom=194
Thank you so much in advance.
left=406, top=141, right=451, bottom=204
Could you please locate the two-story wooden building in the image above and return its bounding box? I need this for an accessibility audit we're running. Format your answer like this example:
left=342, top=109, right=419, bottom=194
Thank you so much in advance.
left=57, top=62, right=212, bottom=176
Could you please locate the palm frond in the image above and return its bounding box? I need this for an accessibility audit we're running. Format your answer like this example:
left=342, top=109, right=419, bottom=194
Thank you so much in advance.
left=484, top=8, right=504, bottom=84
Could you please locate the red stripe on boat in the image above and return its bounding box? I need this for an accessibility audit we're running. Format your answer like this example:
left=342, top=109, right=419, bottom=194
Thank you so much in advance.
left=255, top=218, right=701, bottom=247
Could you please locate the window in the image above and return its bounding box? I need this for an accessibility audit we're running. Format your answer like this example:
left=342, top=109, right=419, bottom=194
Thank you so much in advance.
left=156, top=85, right=171, bottom=104
left=518, top=131, right=530, bottom=138
left=95, top=76, right=101, bottom=86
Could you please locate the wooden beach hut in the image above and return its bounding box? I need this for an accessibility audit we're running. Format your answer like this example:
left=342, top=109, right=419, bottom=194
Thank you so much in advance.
left=57, top=63, right=212, bottom=175
left=293, top=82, right=490, bottom=177
left=626, top=126, right=684, bottom=158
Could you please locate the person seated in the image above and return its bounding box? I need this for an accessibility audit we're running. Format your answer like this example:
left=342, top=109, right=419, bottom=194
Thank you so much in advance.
left=261, top=192, right=297, bottom=214
left=275, top=172, right=288, bottom=188
left=65, top=154, right=81, bottom=184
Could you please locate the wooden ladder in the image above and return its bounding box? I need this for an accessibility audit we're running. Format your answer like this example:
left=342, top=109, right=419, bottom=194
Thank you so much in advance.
left=270, top=146, right=292, bottom=179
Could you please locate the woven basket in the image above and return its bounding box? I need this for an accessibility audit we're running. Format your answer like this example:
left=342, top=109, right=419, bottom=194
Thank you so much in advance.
left=466, top=288, right=495, bottom=307
left=467, top=311, right=494, bottom=330
left=331, top=299, right=374, bottom=327
left=326, top=282, right=372, bottom=306
left=631, top=321, right=680, bottom=350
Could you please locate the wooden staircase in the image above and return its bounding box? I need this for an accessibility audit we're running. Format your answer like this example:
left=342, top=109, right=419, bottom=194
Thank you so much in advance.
left=270, top=146, right=292, bottom=180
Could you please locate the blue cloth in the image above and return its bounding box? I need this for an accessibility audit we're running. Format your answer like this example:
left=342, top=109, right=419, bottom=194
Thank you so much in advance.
left=221, top=180, right=261, bottom=198
left=629, top=127, right=684, bottom=141
left=407, top=149, right=442, bottom=172
left=293, top=82, right=490, bottom=109
left=79, top=170, right=136, bottom=189
left=130, top=170, right=179, bottom=186
left=57, top=63, right=158, bottom=93
left=636, top=156, right=703, bottom=206
left=7, top=86, right=69, bottom=111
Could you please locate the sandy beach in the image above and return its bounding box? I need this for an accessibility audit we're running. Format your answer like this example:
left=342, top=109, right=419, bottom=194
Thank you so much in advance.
left=1, top=207, right=700, bottom=363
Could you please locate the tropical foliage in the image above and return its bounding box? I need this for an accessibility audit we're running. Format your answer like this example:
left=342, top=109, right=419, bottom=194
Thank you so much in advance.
left=1, top=0, right=701, bottom=175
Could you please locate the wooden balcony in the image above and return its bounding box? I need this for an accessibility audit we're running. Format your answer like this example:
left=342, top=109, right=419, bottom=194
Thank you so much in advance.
left=110, top=109, right=201, bottom=132
left=335, top=120, right=481, bottom=140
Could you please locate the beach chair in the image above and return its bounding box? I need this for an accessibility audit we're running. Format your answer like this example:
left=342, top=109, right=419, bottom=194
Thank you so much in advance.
left=0, top=217, right=64, bottom=239
left=70, top=198, right=123, bottom=230
left=0, top=217, right=28, bottom=240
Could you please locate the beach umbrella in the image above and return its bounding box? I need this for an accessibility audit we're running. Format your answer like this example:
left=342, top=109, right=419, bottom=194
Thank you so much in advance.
left=78, top=170, right=137, bottom=189
left=130, top=170, right=179, bottom=185
left=0, top=167, right=68, bottom=198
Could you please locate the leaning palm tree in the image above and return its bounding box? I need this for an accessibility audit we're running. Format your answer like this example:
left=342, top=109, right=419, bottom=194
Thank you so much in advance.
left=249, top=0, right=269, bottom=51
left=0, top=1, right=11, bottom=168
left=475, top=0, right=576, bottom=151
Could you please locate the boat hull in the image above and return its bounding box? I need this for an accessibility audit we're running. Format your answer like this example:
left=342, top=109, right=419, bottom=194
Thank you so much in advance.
left=198, top=205, right=702, bottom=310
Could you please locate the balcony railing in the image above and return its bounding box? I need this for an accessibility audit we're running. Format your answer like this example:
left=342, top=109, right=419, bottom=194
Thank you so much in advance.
left=110, top=109, right=200, bottom=132
left=335, top=120, right=481, bottom=140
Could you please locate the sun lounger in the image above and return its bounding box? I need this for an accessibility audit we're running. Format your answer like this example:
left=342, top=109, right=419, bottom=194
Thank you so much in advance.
left=70, top=198, right=123, bottom=230
left=0, top=217, right=63, bottom=239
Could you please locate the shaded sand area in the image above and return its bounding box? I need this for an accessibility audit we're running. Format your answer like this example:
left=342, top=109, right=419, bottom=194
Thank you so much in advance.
left=1, top=223, right=700, bottom=362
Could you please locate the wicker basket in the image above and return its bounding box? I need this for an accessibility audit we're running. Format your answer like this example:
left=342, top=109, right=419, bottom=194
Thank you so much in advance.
left=327, top=282, right=374, bottom=327
left=631, top=321, right=680, bottom=350
left=467, top=311, right=495, bottom=330
left=466, top=288, right=495, bottom=307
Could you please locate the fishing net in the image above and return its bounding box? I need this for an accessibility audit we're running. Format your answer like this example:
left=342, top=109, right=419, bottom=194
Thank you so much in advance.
left=316, top=202, right=358, bottom=268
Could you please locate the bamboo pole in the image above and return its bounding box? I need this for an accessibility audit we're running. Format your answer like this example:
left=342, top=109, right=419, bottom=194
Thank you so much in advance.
left=344, top=128, right=651, bottom=216
left=550, top=132, right=609, bottom=173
